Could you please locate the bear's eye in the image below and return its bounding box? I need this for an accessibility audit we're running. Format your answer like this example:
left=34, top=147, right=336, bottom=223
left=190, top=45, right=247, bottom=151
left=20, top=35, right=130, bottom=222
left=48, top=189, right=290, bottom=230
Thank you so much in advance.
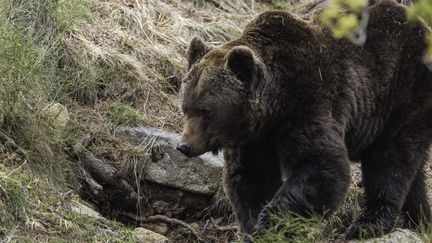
left=189, top=109, right=206, bottom=118
left=194, top=107, right=213, bottom=118
left=196, top=110, right=211, bottom=118
left=182, top=106, right=209, bottom=118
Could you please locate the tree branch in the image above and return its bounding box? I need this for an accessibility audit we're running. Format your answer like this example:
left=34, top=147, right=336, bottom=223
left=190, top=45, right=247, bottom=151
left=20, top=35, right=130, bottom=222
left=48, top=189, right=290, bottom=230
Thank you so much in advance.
left=122, top=212, right=204, bottom=242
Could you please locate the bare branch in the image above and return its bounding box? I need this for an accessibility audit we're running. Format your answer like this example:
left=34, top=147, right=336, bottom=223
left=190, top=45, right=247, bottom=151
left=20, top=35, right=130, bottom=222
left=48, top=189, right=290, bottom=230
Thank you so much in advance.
left=122, top=212, right=204, bottom=242
left=210, top=217, right=239, bottom=232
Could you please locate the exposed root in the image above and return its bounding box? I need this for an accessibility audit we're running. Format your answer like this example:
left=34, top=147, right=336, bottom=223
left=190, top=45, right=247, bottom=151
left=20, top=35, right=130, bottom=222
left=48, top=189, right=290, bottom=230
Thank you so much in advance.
left=210, top=217, right=239, bottom=232
left=122, top=212, right=204, bottom=242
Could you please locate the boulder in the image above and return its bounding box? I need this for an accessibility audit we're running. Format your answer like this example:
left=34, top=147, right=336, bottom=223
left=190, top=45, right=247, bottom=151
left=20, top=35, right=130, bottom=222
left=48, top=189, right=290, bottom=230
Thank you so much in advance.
left=348, top=229, right=423, bottom=243
left=72, top=126, right=230, bottom=243
left=43, top=103, right=69, bottom=130
left=132, top=227, right=169, bottom=243
left=115, top=126, right=223, bottom=195
left=70, top=200, right=103, bottom=219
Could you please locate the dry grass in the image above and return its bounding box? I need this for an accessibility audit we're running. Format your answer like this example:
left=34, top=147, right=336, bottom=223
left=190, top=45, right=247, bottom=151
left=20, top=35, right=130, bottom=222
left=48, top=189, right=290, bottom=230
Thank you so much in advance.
left=60, top=0, right=263, bottom=133
left=0, top=0, right=263, bottom=241
left=0, top=0, right=264, bottom=241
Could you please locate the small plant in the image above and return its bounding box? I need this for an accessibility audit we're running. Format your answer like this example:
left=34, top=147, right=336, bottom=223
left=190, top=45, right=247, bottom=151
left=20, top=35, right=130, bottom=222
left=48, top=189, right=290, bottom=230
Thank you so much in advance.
left=273, top=1, right=289, bottom=10
left=251, top=212, right=325, bottom=243
left=107, top=102, right=143, bottom=125
left=52, top=0, right=91, bottom=31
left=0, top=164, right=29, bottom=220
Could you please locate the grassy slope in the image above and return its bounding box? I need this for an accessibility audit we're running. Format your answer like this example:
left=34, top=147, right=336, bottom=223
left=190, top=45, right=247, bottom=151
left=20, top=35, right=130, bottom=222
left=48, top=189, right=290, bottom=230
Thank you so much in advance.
left=0, top=1, right=135, bottom=240
left=0, top=159, right=135, bottom=242
left=0, top=0, right=260, bottom=241
left=0, top=0, right=431, bottom=242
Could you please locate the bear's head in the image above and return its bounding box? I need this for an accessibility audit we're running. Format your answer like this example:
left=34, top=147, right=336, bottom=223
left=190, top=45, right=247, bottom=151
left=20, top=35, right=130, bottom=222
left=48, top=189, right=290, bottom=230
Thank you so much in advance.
left=177, top=37, right=265, bottom=157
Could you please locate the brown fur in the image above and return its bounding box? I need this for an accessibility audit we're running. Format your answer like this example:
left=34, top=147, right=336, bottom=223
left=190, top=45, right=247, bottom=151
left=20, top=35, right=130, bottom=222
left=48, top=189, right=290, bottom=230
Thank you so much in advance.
left=179, top=0, right=432, bottom=240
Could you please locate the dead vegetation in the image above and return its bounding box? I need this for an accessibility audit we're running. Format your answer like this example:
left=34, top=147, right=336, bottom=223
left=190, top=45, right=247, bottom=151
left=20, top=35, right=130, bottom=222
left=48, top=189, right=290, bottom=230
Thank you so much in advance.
left=0, top=0, right=261, bottom=242
left=61, top=0, right=263, bottom=133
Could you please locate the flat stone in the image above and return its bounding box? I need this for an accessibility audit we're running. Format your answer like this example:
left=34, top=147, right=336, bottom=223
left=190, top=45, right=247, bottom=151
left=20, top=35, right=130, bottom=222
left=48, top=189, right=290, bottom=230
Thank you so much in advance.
left=141, top=223, right=169, bottom=235
left=348, top=229, right=423, bottom=243
left=133, top=227, right=169, bottom=243
left=115, top=126, right=223, bottom=195
left=70, top=200, right=103, bottom=219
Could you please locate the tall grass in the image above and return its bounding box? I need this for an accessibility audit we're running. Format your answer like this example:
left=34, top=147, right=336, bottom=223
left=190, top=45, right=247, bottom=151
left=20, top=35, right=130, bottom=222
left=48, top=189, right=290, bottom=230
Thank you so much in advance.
left=0, top=1, right=92, bottom=180
left=0, top=0, right=258, bottom=222
left=1, top=1, right=58, bottom=178
left=54, top=0, right=259, bottom=133
left=0, top=163, right=29, bottom=232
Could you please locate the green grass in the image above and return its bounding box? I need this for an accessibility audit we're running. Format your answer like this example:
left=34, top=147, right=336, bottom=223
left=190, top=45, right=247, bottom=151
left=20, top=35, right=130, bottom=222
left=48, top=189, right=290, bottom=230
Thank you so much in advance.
left=272, top=1, right=289, bottom=9
left=0, top=0, right=93, bottom=180
left=107, top=102, right=143, bottom=125
left=250, top=213, right=325, bottom=243
left=0, top=0, right=261, bottom=241
left=0, top=4, right=61, bottom=178
left=0, top=160, right=135, bottom=241
left=0, top=0, right=133, bottom=240
left=249, top=176, right=432, bottom=243
left=0, top=163, right=29, bottom=234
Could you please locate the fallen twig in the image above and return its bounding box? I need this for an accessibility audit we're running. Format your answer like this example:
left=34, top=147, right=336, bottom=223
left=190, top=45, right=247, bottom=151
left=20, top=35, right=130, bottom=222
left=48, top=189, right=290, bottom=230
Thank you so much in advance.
left=210, top=217, right=239, bottom=232
left=200, top=219, right=211, bottom=238
left=122, top=212, right=204, bottom=242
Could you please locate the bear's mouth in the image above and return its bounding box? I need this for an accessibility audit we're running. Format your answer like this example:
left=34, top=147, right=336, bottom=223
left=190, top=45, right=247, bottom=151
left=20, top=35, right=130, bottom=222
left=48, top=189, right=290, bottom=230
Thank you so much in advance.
left=207, top=140, right=223, bottom=156
left=211, top=149, right=219, bottom=155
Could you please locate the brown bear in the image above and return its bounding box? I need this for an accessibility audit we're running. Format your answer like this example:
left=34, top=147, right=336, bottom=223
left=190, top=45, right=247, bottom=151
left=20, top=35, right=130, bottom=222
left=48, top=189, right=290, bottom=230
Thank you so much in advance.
left=177, top=0, right=432, bottom=241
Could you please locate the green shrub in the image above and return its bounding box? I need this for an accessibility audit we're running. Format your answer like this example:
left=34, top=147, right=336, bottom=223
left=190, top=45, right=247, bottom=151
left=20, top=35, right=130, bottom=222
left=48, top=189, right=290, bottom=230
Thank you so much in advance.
left=107, top=102, right=142, bottom=125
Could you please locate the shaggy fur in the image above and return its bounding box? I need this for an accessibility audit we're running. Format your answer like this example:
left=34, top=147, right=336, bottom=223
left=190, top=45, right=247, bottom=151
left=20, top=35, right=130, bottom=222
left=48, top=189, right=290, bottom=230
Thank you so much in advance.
left=178, top=0, right=432, bottom=240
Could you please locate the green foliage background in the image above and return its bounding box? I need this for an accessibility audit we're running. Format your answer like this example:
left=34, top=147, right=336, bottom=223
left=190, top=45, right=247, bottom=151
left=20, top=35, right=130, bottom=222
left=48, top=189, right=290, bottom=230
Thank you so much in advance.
left=321, top=0, right=432, bottom=61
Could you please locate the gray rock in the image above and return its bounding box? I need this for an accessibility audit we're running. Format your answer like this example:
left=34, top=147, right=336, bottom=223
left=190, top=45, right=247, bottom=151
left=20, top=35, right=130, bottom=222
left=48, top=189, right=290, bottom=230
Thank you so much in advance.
left=115, top=126, right=223, bottom=195
left=70, top=200, right=103, bottom=219
left=141, top=223, right=169, bottom=235
left=42, top=103, right=69, bottom=131
left=132, top=227, right=169, bottom=243
left=348, top=229, right=423, bottom=243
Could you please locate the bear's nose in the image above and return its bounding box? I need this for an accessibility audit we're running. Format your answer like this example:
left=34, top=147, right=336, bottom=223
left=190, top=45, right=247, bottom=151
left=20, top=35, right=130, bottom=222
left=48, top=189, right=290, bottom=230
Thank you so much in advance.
left=176, top=143, right=191, bottom=156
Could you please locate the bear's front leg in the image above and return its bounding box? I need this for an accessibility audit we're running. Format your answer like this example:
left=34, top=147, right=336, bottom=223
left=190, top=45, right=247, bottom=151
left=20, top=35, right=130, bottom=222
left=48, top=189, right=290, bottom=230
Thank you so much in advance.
left=252, top=133, right=351, bottom=240
left=223, top=141, right=282, bottom=240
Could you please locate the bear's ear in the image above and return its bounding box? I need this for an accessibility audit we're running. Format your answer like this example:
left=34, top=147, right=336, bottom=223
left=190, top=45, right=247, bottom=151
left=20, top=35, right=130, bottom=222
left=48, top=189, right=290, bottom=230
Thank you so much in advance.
left=225, top=46, right=257, bottom=85
left=187, top=37, right=208, bottom=69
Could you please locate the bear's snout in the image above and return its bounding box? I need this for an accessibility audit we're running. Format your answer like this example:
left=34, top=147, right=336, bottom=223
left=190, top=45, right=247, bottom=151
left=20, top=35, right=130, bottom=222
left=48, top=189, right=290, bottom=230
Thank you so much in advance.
left=176, top=143, right=191, bottom=157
